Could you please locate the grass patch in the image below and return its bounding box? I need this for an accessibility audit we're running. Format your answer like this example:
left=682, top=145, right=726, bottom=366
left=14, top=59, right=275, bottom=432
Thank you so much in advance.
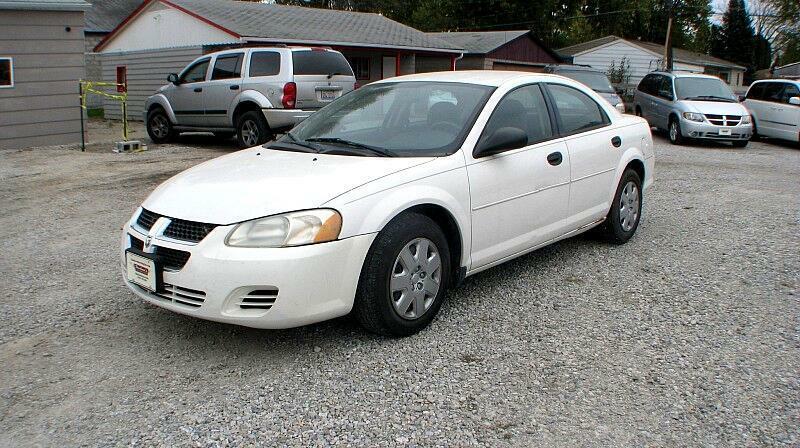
left=87, top=108, right=104, bottom=119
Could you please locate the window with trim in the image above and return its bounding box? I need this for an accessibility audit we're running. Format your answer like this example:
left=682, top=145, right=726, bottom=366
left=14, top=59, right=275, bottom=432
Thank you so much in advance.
left=0, top=58, right=12, bottom=88
left=211, top=53, right=243, bottom=80
left=546, top=83, right=608, bottom=134
left=348, top=57, right=370, bottom=80
left=780, top=84, right=799, bottom=104
left=480, top=84, right=553, bottom=146
left=745, top=83, right=765, bottom=100
left=179, top=58, right=210, bottom=83
left=249, top=51, right=281, bottom=77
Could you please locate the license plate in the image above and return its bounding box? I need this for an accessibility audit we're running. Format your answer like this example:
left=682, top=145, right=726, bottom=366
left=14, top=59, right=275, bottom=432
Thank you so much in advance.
left=319, top=90, right=338, bottom=101
left=719, top=128, right=732, bottom=136
left=126, top=250, right=157, bottom=292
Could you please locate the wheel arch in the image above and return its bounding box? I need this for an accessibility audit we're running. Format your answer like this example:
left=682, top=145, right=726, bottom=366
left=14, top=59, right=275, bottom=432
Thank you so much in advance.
left=145, top=94, right=176, bottom=124
left=396, top=203, right=465, bottom=286
left=232, top=101, right=264, bottom=126
left=230, top=90, right=274, bottom=127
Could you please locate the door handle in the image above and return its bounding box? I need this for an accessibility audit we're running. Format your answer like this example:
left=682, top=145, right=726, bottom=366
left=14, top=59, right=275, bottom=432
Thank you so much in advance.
left=193, top=87, right=203, bottom=93
left=230, top=85, right=240, bottom=90
left=611, top=136, right=622, bottom=147
left=546, top=151, right=563, bottom=166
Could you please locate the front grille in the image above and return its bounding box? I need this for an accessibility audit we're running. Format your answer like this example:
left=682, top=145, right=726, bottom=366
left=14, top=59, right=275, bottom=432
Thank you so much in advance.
left=704, top=114, right=741, bottom=126
left=129, top=236, right=191, bottom=271
left=163, top=217, right=217, bottom=243
left=136, top=208, right=161, bottom=230
left=155, top=283, right=206, bottom=308
left=239, top=288, right=279, bottom=310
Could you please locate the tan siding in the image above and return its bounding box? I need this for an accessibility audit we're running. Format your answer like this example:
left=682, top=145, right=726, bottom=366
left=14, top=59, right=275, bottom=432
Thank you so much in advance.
left=100, top=47, right=203, bottom=121
left=0, top=10, right=85, bottom=150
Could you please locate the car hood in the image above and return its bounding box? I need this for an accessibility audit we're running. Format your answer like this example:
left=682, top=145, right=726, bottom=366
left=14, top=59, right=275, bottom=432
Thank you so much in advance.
left=142, top=147, right=435, bottom=224
left=683, top=100, right=748, bottom=116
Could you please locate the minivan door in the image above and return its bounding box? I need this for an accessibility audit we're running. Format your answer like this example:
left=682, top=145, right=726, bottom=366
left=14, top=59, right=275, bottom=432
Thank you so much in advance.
left=652, top=76, right=675, bottom=129
left=204, top=52, right=244, bottom=127
left=291, top=50, right=355, bottom=110
left=774, top=83, right=800, bottom=141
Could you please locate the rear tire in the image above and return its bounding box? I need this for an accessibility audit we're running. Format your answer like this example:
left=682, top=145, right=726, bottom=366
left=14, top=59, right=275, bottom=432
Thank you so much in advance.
left=600, top=169, right=643, bottom=245
left=236, top=111, right=272, bottom=148
left=668, top=117, right=685, bottom=145
left=354, top=213, right=451, bottom=337
left=146, top=107, right=176, bottom=144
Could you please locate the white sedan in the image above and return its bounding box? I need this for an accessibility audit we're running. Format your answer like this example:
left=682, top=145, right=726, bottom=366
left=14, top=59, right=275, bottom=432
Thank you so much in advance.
left=122, top=71, right=655, bottom=336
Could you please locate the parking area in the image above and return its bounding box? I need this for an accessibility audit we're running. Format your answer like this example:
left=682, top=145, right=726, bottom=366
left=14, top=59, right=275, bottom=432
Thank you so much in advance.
left=1, top=135, right=798, bottom=446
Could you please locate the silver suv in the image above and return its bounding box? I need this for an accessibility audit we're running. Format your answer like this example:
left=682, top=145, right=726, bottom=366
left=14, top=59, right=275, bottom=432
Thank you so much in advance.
left=145, top=47, right=356, bottom=148
left=633, top=71, right=752, bottom=147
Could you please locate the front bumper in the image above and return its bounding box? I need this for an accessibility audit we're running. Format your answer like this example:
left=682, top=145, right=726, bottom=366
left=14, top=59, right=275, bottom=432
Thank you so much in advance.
left=680, top=119, right=752, bottom=140
left=120, top=223, right=375, bottom=329
left=262, top=108, right=318, bottom=130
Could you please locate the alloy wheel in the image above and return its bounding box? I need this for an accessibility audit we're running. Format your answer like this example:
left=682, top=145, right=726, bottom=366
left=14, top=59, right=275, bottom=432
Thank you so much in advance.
left=619, top=181, right=640, bottom=232
left=150, top=115, right=169, bottom=139
left=389, top=238, right=442, bottom=320
left=669, top=121, right=678, bottom=142
left=241, top=120, right=260, bottom=146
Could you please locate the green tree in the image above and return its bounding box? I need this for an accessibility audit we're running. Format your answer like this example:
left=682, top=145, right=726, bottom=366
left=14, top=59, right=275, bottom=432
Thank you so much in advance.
left=714, top=0, right=756, bottom=71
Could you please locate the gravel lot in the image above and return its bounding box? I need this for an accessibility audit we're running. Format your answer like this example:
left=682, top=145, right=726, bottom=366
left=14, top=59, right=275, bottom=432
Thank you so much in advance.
left=1, top=133, right=798, bottom=447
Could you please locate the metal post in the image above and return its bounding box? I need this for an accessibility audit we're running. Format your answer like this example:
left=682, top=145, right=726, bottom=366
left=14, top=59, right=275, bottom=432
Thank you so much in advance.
left=122, top=98, right=128, bottom=141
left=79, top=81, right=85, bottom=151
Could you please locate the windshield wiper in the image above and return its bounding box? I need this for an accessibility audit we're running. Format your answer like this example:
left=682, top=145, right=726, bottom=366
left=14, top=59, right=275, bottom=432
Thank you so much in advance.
left=684, top=95, right=735, bottom=102
left=305, top=137, right=395, bottom=157
left=269, top=132, right=320, bottom=152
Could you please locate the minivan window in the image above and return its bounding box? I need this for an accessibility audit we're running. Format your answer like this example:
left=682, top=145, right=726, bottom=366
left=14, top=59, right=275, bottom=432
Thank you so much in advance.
left=211, top=53, right=243, bottom=80
left=292, top=50, right=354, bottom=76
left=761, top=82, right=785, bottom=102
left=674, top=77, right=736, bottom=101
left=638, top=75, right=657, bottom=95
left=481, top=84, right=553, bottom=145
left=180, top=58, right=210, bottom=83
left=782, top=84, right=800, bottom=103
left=558, top=70, right=614, bottom=93
left=656, top=76, right=674, bottom=100
left=746, top=83, right=765, bottom=100
left=249, top=51, right=281, bottom=77
left=547, top=83, right=608, bottom=134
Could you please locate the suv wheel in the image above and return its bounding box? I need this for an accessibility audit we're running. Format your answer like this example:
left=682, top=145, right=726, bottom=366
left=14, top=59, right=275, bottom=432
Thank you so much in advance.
left=668, top=117, right=685, bottom=145
left=353, top=213, right=451, bottom=337
left=146, top=108, right=176, bottom=143
left=236, top=111, right=272, bottom=148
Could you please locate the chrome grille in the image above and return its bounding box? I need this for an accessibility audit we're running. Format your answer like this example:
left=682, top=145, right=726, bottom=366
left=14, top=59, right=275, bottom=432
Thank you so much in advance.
left=704, top=114, right=741, bottom=126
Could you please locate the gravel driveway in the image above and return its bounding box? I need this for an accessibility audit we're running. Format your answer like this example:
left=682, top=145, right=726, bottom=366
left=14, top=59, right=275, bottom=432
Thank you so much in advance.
left=1, top=135, right=798, bottom=447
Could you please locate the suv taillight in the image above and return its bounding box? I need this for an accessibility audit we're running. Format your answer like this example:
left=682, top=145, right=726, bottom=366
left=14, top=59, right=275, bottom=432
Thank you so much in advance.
left=282, top=82, right=297, bottom=109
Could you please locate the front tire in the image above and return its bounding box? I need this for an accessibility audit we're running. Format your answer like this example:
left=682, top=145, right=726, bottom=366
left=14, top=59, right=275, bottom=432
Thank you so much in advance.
left=236, top=111, right=272, bottom=148
left=600, top=169, right=643, bottom=244
left=146, top=108, right=176, bottom=144
left=668, top=117, right=685, bottom=145
left=354, top=213, right=451, bottom=337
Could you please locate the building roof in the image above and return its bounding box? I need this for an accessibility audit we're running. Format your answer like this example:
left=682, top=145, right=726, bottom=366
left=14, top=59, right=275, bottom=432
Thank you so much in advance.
left=427, top=30, right=529, bottom=54
left=559, top=35, right=745, bottom=70
left=0, top=0, right=89, bottom=11
left=98, top=0, right=462, bottom=53
left=85, top=0, right=143, bottom=33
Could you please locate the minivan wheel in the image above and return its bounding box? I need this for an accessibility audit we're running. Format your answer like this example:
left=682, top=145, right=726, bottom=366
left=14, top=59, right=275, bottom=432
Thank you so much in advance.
left=668, top=117, right=684, bottom=145
left=600, top=169, right=643, bottom=244
left=146, top=108, right=176, bottom=143
left=236, top=111, right=272, bottom=148
left=354, top=213, right=451, bottom=337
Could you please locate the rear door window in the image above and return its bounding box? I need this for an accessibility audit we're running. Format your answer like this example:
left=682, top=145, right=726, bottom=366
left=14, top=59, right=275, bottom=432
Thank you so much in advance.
left=249, top=51, right=281, bottom=77
left=211, top=53, right=243, bottom=80
left=762, top=83, right=785, bottom=103
left=292, top=51, right=354, bottom=76
left=546, top=83, right=609, bottom=135
left=480, top=84, right=553, bottom=145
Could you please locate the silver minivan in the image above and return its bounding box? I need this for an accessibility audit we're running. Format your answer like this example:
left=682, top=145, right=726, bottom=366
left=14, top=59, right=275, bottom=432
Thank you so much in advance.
left=633, top=71, right=752, bottom=147
left=743, top=79, right=800, bottom=144
left=145, top=47, right=356, bottom=148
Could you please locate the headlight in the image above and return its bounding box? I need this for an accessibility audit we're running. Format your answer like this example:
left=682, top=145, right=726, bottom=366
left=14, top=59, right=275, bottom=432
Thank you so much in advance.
left=741, top=115, right=751, bottom=124
left=682, top=112, right=704, bottom=122
left=225, top=209, right=342, bottom=248
left=615, top=102, right=626, bottom=113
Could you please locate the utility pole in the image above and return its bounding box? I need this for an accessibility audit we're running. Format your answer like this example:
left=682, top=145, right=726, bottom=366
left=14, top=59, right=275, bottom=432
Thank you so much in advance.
left=664, top=0, right=674, bottom=72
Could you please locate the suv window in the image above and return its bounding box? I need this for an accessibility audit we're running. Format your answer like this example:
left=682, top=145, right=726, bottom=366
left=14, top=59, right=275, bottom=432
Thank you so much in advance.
left=211, top=53, right=243, bottom=80
left=746, top=83, right=765, bottom=100
left=481, top=84, right=553, bottom=145
left=780, top=84, right=799, bottom=104
left=180, top=58, right=209, bottom=84
left=292, top=51, right=354, bottom=76
left=249, top=51, right=281, bottom=77
left=547, top=83, right=608, bottom=134
left=762, top=82, right=786, bottom=102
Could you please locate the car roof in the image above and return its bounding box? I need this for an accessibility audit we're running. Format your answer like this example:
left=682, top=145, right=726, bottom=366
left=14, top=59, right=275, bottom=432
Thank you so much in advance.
left=750, top=78, right=799, bottom=85
left=374, top=70, right=575, bottom=87
left=649, top=71, right=723, bottom=81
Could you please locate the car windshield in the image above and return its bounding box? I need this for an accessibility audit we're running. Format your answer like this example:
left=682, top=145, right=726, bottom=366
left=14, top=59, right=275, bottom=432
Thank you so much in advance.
left=674, top=77, right=737, bottom=101
left=559, top=70, right=615, bottom=93
left=275, top=81, right=495, bottom=157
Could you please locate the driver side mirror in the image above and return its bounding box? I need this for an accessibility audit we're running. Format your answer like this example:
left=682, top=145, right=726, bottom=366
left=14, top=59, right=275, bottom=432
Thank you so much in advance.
left=789, top=96, right=800, bottom=106
left=167, top=73, right=179, bottom=85
left=474, top=127, right=528, bottom=158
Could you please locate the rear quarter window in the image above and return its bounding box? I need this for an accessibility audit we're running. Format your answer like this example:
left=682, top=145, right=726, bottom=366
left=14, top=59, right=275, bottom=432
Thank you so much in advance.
left=292, top=51, right=354, bottom=76
left=249, top=51, right=281, bottom=77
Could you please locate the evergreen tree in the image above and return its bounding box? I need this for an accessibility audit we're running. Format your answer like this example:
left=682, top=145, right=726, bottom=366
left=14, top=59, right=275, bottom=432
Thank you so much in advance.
left=718, top=0, right=756, bottom=70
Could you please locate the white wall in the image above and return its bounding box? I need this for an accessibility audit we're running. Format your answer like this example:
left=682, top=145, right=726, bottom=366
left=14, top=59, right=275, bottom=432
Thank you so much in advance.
left=100, top=1, right=236, bottom=53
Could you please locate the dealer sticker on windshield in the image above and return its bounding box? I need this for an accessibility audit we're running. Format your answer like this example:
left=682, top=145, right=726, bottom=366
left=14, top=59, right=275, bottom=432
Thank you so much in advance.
left=126, top=251, right=157, bottom=292
left=719, top=128, right=732, bottom=136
